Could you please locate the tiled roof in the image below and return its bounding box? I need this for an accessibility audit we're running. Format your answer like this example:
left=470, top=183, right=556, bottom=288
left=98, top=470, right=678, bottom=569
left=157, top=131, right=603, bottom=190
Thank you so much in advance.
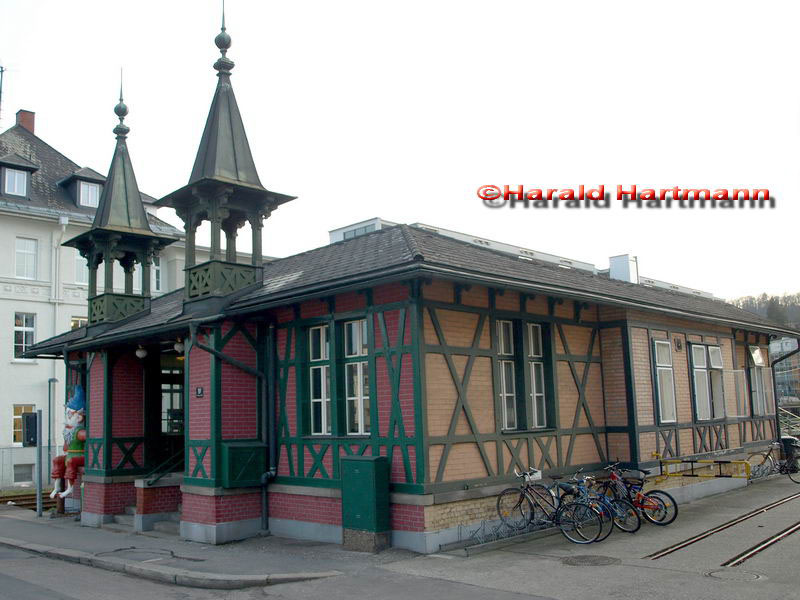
left=0, top=124, right=173, bottom=220
left=26, top=225, right=798, bottom=356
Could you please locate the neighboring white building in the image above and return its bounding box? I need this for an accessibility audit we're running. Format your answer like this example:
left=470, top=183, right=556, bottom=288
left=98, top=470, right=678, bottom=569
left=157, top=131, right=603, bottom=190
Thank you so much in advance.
left=0, top=109, right=254, bottom=488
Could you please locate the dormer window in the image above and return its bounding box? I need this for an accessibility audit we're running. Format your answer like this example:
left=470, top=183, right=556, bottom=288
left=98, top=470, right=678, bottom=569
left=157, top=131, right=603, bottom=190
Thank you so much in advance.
left=4, top=168, right=27, bottom=197
left=79, top=181, right=101, bottom=207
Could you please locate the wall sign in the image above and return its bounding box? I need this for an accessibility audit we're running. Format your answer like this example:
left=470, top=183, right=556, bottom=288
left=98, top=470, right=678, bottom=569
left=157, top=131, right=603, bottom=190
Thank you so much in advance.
left=195, top=387, right=204, bottom=398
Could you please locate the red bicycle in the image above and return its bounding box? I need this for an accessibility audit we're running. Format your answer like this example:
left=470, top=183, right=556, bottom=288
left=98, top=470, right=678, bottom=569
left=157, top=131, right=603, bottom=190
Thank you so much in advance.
left=599, top=462, right=678, bottom=526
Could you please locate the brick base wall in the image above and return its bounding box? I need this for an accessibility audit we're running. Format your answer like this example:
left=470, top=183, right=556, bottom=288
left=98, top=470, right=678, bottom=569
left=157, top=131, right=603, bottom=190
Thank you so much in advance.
left=137, top=486, right=181, bottom=515
left=83, top=482, right=135, bottom=515
left=181, top=492, right=261, bottom=525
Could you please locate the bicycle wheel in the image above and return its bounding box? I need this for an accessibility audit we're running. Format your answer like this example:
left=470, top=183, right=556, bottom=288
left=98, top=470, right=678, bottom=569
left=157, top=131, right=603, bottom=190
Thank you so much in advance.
left=645, top=490, right=678, bottom=525
left=591, top=500, right=615, bottom=542
left=556, top=502, right=602, bottom=544
left=746, top=452, right=774, bottom=480
left=787, top=458, right=800, bottom=484
left=497, top=488, right=534, bottom=529
left=527, top=484, right=558, bottom=525
left=611, top=498, right=641, bottom=533
left=638, top=493, right=669, bottom=525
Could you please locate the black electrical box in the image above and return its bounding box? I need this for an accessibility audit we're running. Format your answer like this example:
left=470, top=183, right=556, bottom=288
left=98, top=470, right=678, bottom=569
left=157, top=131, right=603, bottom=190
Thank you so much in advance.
left=21, top=413, right=37, bottom=447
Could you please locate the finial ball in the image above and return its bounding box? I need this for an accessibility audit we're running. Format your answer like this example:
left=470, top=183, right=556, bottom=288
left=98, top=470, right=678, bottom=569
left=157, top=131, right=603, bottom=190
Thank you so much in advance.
left=114, top=100, right=129, bottom=118
left=215, top=30, right=231, bottom=51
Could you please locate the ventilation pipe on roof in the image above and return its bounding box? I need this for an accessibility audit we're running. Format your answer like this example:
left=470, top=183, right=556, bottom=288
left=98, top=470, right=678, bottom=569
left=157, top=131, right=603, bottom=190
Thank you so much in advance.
left=609, top=254, right=639, bottom=284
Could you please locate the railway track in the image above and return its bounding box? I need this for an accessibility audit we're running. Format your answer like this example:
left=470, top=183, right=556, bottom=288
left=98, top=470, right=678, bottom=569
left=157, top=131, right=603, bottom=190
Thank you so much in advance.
left=645, top=491, right=800, bottom=566
left=0, top=491, right=57, bottom=511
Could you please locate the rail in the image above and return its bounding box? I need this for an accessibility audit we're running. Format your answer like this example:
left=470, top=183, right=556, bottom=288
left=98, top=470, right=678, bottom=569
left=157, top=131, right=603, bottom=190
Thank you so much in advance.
left=143, top=448, right=185, bottom=487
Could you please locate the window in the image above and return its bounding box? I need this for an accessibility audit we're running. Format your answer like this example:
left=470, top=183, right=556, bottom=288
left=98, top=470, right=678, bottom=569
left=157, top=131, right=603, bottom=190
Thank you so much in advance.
left=70, top=317, right=88, bottom=330
left=690, top=344, right=724, bottom=421
left=153, top=256, right=162, bottom=292
left=5, top=168, right=27, bottom=196
left=498, top=320, right=517, bottom=429
left=342, top=224, right=376, bottom=240
left=79, top=181, right=100, bottom=207
left=309, top=325, right=331, bottom=435
left=749, top=346, right=772, bottom=416
left=161, top=368, right=184, bottom=434
left=653, top=340, right=677, bottom=423
left=12, top=404, right=35, bottom=444
left=13, top=313, right=35, bottom=359
left=15, top=237, right=37, bottom=279
left=528, top=324, right=547, bottom=428
left=343, top=320, right=369, bottom=435
left=75, top=250, right=88, bottom=284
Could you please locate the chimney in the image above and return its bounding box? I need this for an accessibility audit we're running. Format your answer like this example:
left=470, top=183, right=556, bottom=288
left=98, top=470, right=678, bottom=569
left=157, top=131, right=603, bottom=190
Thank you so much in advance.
left=16, top=110, right=35, bottom=134
left=609, top=254, right=639, bottom=284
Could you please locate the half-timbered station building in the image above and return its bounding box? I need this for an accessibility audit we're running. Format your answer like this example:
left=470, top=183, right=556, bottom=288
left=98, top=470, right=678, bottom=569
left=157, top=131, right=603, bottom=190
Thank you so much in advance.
left=27, top=20, right=800, bottom=553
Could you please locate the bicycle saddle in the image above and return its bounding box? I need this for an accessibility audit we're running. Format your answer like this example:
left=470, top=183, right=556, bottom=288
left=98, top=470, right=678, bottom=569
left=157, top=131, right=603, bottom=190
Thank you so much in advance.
left=550, top=475, right=564, bottom=480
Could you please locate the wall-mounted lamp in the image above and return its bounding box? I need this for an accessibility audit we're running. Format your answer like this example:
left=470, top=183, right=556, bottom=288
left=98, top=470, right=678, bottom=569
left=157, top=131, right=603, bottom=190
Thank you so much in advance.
left=673, top=337, right=683, bottom=352
left=174, top=339, right=185, bottom=354
left=135, top=346, right=148, bottom=359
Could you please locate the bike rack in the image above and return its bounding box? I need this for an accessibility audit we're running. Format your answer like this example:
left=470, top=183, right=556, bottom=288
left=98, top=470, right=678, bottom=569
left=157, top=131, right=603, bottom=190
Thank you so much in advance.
left=652, top=453, right=750, bottom=479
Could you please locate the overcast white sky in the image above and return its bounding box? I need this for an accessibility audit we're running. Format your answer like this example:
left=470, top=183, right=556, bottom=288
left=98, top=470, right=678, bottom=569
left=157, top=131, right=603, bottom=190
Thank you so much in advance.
left=1, top=1, right=798, bottom=300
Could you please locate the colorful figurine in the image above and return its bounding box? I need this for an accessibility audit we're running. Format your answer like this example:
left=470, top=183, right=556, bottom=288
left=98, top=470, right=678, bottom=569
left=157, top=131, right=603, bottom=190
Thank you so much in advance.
left=50, top=385, right=86, bottom=499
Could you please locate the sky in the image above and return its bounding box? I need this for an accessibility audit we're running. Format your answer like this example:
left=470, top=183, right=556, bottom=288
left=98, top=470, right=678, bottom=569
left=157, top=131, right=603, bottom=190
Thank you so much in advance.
left=1, top=0, right=798, bottom=301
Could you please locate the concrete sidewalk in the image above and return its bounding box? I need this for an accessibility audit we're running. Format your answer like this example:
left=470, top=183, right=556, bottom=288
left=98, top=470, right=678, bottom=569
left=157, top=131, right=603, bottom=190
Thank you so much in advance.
left=0, top=505, right=413, bottom=589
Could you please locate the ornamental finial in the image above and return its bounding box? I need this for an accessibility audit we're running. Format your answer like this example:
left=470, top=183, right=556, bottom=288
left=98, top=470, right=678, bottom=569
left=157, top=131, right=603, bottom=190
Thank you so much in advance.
left=213, top=0, right=234, bottom=75
left=113, top=69, right=130, bottom=137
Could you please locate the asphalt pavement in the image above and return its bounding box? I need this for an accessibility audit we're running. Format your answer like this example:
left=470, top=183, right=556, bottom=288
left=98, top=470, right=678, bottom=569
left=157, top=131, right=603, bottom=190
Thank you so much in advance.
left=0, top=476, right=798, bottom=599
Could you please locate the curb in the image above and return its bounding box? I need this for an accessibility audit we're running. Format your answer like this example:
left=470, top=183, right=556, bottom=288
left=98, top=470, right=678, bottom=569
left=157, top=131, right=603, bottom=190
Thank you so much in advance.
left=0, top=536, right=340, bottom=589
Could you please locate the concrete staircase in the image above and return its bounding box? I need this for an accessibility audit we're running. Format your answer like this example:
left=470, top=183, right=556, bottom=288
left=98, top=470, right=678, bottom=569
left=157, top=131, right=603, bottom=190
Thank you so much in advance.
left=104, top=505, right=181, bottom=536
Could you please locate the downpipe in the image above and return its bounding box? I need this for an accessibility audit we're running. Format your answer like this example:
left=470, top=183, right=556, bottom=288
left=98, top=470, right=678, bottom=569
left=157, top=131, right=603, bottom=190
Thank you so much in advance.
left=261, top=323, right=278, bottom=531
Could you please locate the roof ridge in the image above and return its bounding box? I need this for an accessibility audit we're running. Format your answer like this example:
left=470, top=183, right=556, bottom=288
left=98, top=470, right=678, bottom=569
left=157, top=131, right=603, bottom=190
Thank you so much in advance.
left=399, top=224, right=424, bottom=261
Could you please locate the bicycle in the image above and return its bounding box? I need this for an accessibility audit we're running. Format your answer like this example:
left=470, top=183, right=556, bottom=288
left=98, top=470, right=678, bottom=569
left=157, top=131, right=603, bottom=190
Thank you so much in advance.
left=598, top=462, right=678, bottom=526
left=557, top=472, right=641, bottom=540
left=746, top=438, right=800, bottom=483
left=496, top=467, right=604, bottom=544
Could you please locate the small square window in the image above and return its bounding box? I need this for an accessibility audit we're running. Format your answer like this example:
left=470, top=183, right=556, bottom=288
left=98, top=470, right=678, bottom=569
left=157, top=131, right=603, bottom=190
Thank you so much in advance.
left=79, top=181, right=100, bottom=207
left=749, top=346, right=765, bottom=367
left=344, top=320, right=367, bottom=357
left=692, top=345, right=707, bottom=368
left=654, top=340, right=672, bottom=367
left=5, top=168, right=27, bottom=196
left=528, top=323, right=543, bottom=358
left=708, top=346, right=723, bottom=369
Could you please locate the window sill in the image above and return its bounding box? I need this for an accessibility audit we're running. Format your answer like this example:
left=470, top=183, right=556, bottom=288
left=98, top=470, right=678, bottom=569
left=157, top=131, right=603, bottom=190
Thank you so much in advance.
left=501, top=427, right=556, bottom=435
left=10, top=359, right=38, bottom=365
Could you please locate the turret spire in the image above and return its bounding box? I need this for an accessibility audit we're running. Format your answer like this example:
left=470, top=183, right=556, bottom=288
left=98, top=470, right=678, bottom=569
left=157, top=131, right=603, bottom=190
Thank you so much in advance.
left=214, top=1, right=234, bottom=75
left=113, top=69, right=129, bottom=137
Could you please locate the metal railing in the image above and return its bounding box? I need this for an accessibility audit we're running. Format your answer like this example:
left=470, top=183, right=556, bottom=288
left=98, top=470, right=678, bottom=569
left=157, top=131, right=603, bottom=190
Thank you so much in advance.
left=143, top=448, right=184, bottom=487
left=779, top=407, right=800, bottom=436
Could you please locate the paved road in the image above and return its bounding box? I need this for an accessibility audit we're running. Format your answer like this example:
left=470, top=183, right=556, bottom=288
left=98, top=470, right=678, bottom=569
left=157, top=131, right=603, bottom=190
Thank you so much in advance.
left=1, top=477, right=799, bottom=599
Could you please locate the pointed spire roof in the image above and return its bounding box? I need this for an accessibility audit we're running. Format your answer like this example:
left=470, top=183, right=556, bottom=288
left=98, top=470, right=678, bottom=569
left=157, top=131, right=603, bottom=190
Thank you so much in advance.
left=188, top=9, right=264, bottom=190
left=88, top=83, right=155, bottom=235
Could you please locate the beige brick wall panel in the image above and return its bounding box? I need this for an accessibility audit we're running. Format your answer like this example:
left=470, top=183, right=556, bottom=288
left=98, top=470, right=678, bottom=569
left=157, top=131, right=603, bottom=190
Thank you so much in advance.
left=639, top=431, right=657, bottom=460
left=423, top=279, right=454, bottom=303
left=584, top=363, right=606, bottom=428
left=631, top=327, right=655, bottom=426
left=557, top=361, right=579, bottom=428
left=442, top=443, right=488, bottom=481
left=679, top=429, right=694, bottom=455
left=423, top=497, right=499, bottom=532
left=599, top=328, right=629, bottom=427
left=467, top=356, right=495, bottom=433
left=494, top=290, right=519, bottom=312
left=428, top=445, right=444, bottom=482
left=569, top=434, right=602, bottom=466
left=607, top=433, right=631, bottom=462
left=554, top=299, right=574, bottom=320
left=436, top=309, right=481, bottom=348
left=525, top=296, right=549, bottom=315
left=672, top=334, right=693, bottom=423
left=425, top=353, right=456, bottom=436
left=461, top=285, right=489, bottom=308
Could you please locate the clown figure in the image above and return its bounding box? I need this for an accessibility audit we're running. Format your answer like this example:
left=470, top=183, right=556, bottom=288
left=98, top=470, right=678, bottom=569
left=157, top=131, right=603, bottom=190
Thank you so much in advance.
left=50, top=385, right=86, bottom=499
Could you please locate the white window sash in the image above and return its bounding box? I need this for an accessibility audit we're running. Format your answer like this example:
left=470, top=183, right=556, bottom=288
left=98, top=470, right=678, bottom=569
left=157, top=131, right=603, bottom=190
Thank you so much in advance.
left=529, top=361, right=546, bottom=428
left=345, top=361, right=370, bottom=435
left=500, top=359, right=517, bottom=429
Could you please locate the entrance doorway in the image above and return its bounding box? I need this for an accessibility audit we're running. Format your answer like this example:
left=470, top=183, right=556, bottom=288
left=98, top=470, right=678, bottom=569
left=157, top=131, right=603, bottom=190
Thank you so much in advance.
left=147, top=352, right=184, bottom=473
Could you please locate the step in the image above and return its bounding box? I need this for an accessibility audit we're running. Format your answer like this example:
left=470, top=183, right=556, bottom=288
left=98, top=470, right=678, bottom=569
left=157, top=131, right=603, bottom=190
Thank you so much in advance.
left=152, top=520, right=179, bottom=535
left=166, top=511, right=181, bottom=523
left=103, top=522, right=134, bottom=534
left=124, top=506, right=136, bottom=516
left=113, top=514, right=134, bottom=527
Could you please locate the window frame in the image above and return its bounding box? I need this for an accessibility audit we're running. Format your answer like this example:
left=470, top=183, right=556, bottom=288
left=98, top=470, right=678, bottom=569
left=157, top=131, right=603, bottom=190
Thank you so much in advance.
left=153, top=256, right=162, bottom=292
left=70, top=317, right=88, bottom=330
left=653, top=339, right=677, bottom=424
left=308, top=324, right=331, bottom=436
left=5, top=168, right=27, bottom=197
left=496, top=319, right=553, bottom=432
left=78, top=181, right=100, bottom=207
left=13, top=312, right=36, bottom=360
left=12, top=404, right=35, bottom=446
left=15, top=237, right=38, bottom=280
left=748, top=346, right=772, bottom=416
left=342, top=319, right=370, bottom=435
left=689, top=343, right=725, bottom=421
left=75, top=249, right=89, bottom=285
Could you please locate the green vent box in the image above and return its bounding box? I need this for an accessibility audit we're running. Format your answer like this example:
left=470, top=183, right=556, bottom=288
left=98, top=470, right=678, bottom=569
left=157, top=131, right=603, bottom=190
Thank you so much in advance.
left=221, top=442, right=267, bottom=488
left=341, top=456, right=390, bottom=532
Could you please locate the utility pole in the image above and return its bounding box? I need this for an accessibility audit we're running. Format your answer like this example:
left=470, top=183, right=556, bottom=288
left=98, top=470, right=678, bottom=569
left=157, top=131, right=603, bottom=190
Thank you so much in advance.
left=0, top=65, right=5, bottom=125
